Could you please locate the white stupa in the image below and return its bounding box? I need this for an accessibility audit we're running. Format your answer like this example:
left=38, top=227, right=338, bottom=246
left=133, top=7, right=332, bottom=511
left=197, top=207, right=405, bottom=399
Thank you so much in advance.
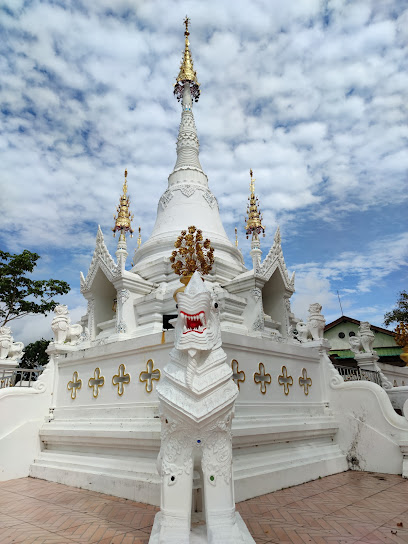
left=131, top=30, right=246, bottom=285
left=78, top=18, right=297, bottom=344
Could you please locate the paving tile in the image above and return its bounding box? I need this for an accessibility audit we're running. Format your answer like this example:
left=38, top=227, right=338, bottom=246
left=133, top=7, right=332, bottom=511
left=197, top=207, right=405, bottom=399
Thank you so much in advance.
left=360, top=526, right=408, bottom=543
left=382, top=514, right=408, bottom=530
left=97, top=533, right=151, bottom=544
left=56, top=521, right=151, bottom=543
left=0, top=513, right=22, bottom=529
left=2, top=473, right=408, bottom=543
left=0, top=523, right=71, bottom=544
left=352, top=497, right=408, bottom=515
left=332, top=505, right=398, bottom=525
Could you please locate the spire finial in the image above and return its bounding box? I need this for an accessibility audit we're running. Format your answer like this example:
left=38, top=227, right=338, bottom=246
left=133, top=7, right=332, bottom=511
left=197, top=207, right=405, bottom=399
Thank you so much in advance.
left=245, top=169, right=265, bottom=240
left=235, top=227, right=238, bottom=247
left=184, top=15, right=190, bottom=36
left=174, top=16, right=200, bottom=102
left=113, top=169, right=134, bottom=238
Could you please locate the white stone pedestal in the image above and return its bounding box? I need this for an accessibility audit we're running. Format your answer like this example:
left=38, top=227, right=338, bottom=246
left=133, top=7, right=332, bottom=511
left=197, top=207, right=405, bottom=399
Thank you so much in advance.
left=354, top=352, right=380, bottom=372
left=148, top=511, right=255, bottom=543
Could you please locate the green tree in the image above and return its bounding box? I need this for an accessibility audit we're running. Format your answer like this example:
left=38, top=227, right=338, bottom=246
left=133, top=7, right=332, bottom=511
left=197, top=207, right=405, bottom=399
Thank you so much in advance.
left=17, top=338, right=51, bottom=382
left=0, top=250, right=70, bottom=326
left=384, top=291, right=408, bottom=327
left=20, top=339, right=51, bottom=369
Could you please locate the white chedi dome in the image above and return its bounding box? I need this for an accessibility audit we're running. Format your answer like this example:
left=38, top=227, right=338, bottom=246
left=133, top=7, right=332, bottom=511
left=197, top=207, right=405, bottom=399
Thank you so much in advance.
left=132, top=83, right=245, bottom=284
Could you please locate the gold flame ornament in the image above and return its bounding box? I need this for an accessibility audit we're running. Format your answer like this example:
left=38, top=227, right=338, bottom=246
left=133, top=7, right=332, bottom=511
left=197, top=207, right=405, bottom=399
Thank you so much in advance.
left=245, top=169, right=265, bottom=239
left=112, top=169, right=134, bottom=237
left=170, top=226, right=214, bottom=277
left=174, top=16, right=200, bottom=102
left=395, top=323, right=408, bottom=365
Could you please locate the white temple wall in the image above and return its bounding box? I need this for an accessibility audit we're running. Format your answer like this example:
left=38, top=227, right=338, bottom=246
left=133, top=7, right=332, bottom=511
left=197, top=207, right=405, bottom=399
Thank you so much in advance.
left=28, top=332, right=348, bottom=503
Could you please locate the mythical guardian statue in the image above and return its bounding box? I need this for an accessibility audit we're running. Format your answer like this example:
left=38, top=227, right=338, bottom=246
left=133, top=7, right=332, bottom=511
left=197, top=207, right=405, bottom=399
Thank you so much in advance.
left=0, top=326, right=24, bottom=362
left=51, top=305, right=83, bottom=345
left=151, top=271, right=254, bottom=544
left=296, top=303, right=325, bottom=342
left=349, top=321, right=375, bottom=354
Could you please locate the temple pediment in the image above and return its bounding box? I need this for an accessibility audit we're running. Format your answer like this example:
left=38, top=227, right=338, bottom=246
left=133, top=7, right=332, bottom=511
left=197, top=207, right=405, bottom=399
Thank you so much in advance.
left=259, top=227, right=295, bottom=293
left=80, top=226, right=117, bottom=293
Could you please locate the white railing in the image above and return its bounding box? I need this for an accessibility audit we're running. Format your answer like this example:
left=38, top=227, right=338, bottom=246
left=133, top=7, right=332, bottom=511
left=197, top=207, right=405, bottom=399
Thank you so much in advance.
left=0, top=367, right=44, bottom=389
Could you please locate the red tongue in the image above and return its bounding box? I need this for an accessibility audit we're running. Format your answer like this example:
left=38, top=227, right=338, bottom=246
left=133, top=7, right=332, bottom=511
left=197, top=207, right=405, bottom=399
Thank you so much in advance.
left=187, top=317, right=201, bottom=330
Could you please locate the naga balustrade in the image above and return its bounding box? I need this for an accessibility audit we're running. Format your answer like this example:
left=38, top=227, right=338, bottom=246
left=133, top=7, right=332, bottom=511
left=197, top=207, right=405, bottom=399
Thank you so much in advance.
left=333, top=364, right=382, bottom=386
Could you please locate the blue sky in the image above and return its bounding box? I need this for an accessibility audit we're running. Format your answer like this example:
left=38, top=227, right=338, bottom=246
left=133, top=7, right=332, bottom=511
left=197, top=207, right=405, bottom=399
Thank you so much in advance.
left=0, top=0, right=407, bottom=344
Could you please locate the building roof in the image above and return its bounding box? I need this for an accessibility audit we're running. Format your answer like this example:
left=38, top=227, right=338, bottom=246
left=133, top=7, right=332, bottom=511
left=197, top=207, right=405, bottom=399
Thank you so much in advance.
left=324, top=315, right=395, bottom=336
left=330, top=347, right=402, bottom=359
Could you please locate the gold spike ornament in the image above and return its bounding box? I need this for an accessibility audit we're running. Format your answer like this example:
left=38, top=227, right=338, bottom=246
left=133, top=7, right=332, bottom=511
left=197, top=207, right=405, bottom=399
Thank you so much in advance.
left=112, top=169, right=134, bottom=238
left=245, top=169, right=265, bottom=239
left=174, top=16, right=200, bottom=103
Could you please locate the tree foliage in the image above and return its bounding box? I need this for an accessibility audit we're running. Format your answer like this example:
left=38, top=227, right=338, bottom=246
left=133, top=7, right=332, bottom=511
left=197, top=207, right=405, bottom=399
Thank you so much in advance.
left=20, top=339, right=51, bottom=369
left=0, top=250, right=70, bottom=326
left=384, top=290, right=408, bottom=327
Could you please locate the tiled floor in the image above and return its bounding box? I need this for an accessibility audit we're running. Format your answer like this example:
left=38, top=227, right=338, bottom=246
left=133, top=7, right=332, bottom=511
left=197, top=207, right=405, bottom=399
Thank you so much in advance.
left=1, top=472, right=408, bottom=543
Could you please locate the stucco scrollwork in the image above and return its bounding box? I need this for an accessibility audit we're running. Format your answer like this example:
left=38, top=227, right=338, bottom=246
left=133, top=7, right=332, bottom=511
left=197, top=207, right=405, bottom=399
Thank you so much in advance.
left=250, top=288, right=262, bottom=303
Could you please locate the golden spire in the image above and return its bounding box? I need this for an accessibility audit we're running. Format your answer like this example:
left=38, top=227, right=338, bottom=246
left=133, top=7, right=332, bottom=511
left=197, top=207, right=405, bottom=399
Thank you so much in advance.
left=235, top=227, right=239, bottom=247
left=112, top=169, right=134, bottom=238
left=245, top=169, right=265, bottom=239
left=174, top=16, right=200, bottom=102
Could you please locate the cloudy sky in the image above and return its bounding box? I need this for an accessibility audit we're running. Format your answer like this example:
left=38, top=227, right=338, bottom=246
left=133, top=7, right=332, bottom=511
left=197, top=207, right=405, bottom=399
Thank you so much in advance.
left=1, top=0, right=407, bottom=344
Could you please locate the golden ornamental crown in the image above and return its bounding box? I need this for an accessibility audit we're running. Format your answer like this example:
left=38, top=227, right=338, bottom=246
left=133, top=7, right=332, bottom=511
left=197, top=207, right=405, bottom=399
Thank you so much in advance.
left=170, top=226, right=214, bottom=277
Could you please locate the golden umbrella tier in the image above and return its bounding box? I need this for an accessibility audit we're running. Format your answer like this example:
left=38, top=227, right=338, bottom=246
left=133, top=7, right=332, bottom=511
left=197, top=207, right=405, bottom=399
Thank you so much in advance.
left=113, top=169, right=134, bottom=237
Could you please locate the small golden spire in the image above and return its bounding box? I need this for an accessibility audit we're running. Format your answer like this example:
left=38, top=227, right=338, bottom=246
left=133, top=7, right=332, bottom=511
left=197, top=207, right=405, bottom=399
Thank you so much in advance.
left=235, top=227, right=239, bottom=247
left=113, top=169, right=134, bottom=238
left=245, top=169, right=265, bottom=239
left=137, top=226, right=141, bottom=248
left=174, top=16, right=200, bottom=102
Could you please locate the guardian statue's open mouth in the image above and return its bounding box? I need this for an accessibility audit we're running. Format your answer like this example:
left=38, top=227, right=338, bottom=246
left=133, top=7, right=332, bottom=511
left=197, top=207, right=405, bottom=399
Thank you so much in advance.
left=180, top=310, right=207, bottom=334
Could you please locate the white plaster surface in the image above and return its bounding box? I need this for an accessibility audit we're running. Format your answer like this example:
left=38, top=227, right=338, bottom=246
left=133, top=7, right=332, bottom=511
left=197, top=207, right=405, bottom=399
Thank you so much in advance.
left=0, top=360, right=54, bottom=481
left=148, top=512, right=255, bottom=543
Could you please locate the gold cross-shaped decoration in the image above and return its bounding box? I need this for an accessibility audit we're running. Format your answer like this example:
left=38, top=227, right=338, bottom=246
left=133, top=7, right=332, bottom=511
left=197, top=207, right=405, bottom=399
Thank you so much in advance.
left=88, top=367, right=105, bottom=399
left=231, top=359, right=245, bottom=390
left=278, top=366, right=293, bottom=396
left=254, top=362, right=271, bottom=395
left=299, top=368, right=312, bottom=395
left=112, top=364, right=130, bottom=396
left=139, top=359, right=161, bottom=393
left=67, top=371, right=82, bottom=400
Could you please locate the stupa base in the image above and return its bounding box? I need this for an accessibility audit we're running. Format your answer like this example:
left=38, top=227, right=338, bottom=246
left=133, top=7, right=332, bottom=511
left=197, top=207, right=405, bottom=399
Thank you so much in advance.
left=148, top=511, right=255, bottom=543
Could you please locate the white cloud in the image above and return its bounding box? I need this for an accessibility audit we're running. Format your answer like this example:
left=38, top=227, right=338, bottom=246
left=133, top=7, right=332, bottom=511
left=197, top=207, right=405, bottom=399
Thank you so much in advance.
left=291, top=232, right=408, bottom=322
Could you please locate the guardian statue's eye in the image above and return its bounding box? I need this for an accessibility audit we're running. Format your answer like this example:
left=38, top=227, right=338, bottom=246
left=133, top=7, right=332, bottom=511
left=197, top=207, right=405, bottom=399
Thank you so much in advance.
left=214, top=302, right=218, bottom=308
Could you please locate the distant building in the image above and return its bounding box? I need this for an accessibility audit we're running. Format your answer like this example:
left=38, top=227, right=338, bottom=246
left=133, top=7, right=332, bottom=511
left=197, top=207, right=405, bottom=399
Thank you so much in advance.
left=324, top=316, right=406, bottom=386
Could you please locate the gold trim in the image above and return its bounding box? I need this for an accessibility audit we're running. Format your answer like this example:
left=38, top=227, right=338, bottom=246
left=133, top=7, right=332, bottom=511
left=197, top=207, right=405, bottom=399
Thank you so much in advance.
left=299, top=368, right=312, bottom=395
left=254, top=362, right=271, bottom=395
left=88, top=367, right=105, bottom=399
left=231, top=359, right=245, bottom=390
left=112, top=363, right=131, bottom=396
left=67, top=371, right=82, bottom=400
left=139, top=359, right=161, bottom=393
left=278, top=365, right=293, bottom=396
